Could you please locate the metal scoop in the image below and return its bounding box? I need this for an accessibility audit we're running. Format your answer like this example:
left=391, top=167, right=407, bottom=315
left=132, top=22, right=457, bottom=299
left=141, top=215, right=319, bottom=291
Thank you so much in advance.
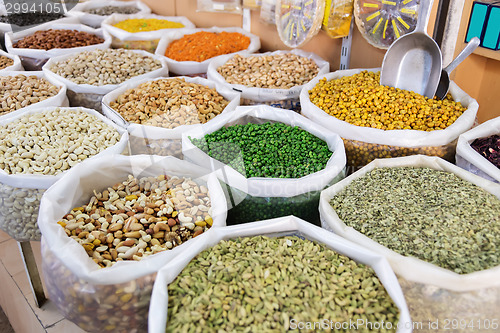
left=380, top=0, right=442, bottom=98
left=435, top=37, right=480, bottom=99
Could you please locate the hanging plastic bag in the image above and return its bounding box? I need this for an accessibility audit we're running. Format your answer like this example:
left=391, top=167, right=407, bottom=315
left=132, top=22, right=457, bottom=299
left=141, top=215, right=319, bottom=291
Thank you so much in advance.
left=260, top=0, right=276, bottom=24
left=102, top=76, right=240, bottom=158
left=0, top=49, right=23, bottom=71
left=320, top=155, right=500, bottom=331
left=456, top=116, right=500, bottom=183
left=155, top=27, right=261, bottom=76
left=322, top=0, right=354, bottom=38
left=300, top=68, right=479, bottom=170
left=38, top=154, right=227, bottom=332
left=197, top=0, right=243, bottom=14
left=182, top=105, right=346, bottom=225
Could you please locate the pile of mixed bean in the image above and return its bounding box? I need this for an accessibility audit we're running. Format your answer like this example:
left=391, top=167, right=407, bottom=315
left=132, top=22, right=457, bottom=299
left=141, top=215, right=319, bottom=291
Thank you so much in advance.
left=471, top=134, right=500, bottom=169
left=12, top=29, right=104, bottom=50
left=112, top=18, right=184, bottom=32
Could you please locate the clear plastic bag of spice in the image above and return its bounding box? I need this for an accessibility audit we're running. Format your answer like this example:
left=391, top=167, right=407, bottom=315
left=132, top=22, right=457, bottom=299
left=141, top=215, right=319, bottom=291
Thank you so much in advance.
left=197, top=0, right=243, bottom=14
left=37, top=155, right=227, bottom=333
left=322, top=0, right=353, bottom=38
left=259, top=0, right=277, bottom=24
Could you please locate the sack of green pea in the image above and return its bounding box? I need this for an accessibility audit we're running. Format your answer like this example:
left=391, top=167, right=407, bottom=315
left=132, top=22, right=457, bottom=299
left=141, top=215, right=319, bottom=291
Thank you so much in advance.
left=182, top=105, right=346, bottom=225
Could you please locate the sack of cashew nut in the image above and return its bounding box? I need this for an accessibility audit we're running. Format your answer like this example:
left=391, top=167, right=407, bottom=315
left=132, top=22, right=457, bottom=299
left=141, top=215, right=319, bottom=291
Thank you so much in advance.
left=38, top=155, right=227, bottom=333
left=0, top=106, right=128, bottom=242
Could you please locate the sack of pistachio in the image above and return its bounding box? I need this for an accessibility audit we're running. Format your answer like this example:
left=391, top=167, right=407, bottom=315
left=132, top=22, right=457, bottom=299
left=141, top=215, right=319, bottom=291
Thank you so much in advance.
left=38, top=155, right=227, bottom=333
left=148, top=216, right=412, bottom=333
left=320, top=155, right=500, bottom=332
left=300, top=68, right=479, bottom=170
left=182, top=105, right=346, bottom=225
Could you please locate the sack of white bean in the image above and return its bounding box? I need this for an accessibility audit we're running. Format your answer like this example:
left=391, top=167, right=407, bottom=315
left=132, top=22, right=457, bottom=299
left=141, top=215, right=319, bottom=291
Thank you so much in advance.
left=206, top=49, right=329, bottom=112
left=42, top=48, right=169, bottom=112
left=0, top=106, right=128, bottom=241
left=102, top=76, right=240, bottom=158
left=38, top=154, right=227, bottom=333
left=0, top=50, right=23, bottom=71
left=5, top=22, right=112, bottom=71
left=148, top=216, right=412, bottom=333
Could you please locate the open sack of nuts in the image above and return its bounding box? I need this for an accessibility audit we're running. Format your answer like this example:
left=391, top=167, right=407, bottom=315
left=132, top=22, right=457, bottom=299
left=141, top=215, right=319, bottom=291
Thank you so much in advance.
left=102, top=13, right=195, bottom=52
left=66, top=0, right=151, bottom=28
left=0, top=71, right=68, bottom=119
left=5, top=22, right=112, bottom=71
left=300, top=68, right=479, bottom=170
left=0, top=50, right=23, bottom=71
left=320, top=155, right=500, bottom=332
left=456, top=116, right=500, bottom=183
left=38, top=155, right=227, bottom=333
left=182, top=105, right=346, bottom=225
left=102, top=76, right=240, bottom=157
left=42, top=48, right=168, bottom=112
left=207, top=49, right=329, bottom=112
left=148, top=216, right=412, bottom=333
left=155, top=27, right=261, bottom=75
left=0, top=106, right=128, bottom=241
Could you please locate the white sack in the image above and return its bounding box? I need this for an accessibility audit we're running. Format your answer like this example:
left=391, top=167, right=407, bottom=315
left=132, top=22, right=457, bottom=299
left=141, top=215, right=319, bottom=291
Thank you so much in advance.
left=0, top=49, right=22, bottom=71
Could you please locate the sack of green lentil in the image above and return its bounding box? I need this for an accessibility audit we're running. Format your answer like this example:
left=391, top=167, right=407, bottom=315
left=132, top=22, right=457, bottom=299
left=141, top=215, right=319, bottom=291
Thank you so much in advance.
left=42, top=48, right=169, bottom=112
left=155, top=27, right=261, bottom=75
left=182, top=105, right=346, bottom=225
left=0, top=106, right=128, bottom=242
left=206, top=49, right=329, bottom=112
left=5, top=22, right=112, bottom=71
left=456, top=116, right=500, bottom=183
left=0, top=50, right=23, bottom=71
left=148, top=215, right=412, bottom=333
left=37, top=154, right=227, bottom=333
left=66, top=0, right=151, bottom=28
left=102, top=13, right=195, bottom=52
left=300, top=68, right=479, bottom=170
left=320, top=155, right=500, bottom=332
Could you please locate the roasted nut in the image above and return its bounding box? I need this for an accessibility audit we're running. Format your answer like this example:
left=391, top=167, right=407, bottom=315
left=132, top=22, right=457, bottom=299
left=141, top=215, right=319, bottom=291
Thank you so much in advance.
left=12, top=29, right=104, bottom=50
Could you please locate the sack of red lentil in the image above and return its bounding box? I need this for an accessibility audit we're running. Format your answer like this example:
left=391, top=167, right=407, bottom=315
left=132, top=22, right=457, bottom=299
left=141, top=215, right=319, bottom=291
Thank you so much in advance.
left=5, top=22, right=112, bottom=71
left=206, top=49, right=329, bottom=112
left=0, top=106, right=128, bottom=241
left=0, top=50, right=23, bottom=71
left=66, top=0, right=152, bottom=28
left=456, top=116, right=500, bottom=183
left=182, top=105, right=346, bottom=225
left=102, top=76, right=240, bottom=158
left=300, top=68, right=479, bottom=170
left=102, top=13, right=195, bottom=52
left=320, top=155, right=500, bottom=332
left=148, top=216, right=412, bottom=333
left=42, top=48, right=168, bottom=112
left=37, top=154, right=227, bottom=333
left=155, top=27, right=261, bottom=76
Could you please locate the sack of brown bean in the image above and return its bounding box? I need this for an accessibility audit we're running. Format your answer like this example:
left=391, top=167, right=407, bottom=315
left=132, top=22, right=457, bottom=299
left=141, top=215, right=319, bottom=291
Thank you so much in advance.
left=5, top=22, right=111, bottom=71
left=320, top=155, right=500, bottom=333
left=0, top=50, right=23, bottom=71
left=0, top=71, right=68, bottom=120
left=102, top=76, right=240, bottom=158
left=67, top=0, right=151, bottom=28
left=182, top=105, right=346, bottom=225
left=207, top=49, right=329, bottom=112
left=42, top=48, right=168, bottom=112
left=456, top=116, right=500, bottom=183
left=148, top=216, right=412, bottom=333
left=102, top=13, right=195, bottom=52
left=300, top=68, right=479, bottom=171
left=37, top=154, right=227, bottom=333
left=0, top=106, right=128, bottom=241
left=155, top=27, right=261, bottom=75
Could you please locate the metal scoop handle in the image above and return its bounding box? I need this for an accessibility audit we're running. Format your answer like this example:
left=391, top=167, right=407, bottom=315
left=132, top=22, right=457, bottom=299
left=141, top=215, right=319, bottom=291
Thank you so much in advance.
left=444, top=37, right=480, bottom=74
left=415, top=0, right=433, bottom=33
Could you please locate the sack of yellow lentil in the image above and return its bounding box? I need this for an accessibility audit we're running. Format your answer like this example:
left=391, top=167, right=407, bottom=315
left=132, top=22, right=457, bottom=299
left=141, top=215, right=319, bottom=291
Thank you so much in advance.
left=155, top=27, right=261, bottom=75
left=102, top=76, right=240, bottom=158
left=102, top=13, right=195, bottom=52
left=300, top=68, right=479, bottom=170
left=320, top=155, right=500, bottom=333
left=38, top=154, right=227, bottom=333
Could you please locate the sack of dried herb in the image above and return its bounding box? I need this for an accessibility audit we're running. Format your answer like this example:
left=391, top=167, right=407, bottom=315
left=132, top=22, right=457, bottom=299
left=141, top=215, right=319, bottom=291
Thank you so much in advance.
left=456, top=116, right=500, bottom=183
left=320, top=155, right=500, bottom=332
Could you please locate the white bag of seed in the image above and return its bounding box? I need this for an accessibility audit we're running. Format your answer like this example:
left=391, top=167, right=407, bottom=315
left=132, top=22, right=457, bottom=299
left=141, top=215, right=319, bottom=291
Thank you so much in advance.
left=155, top=27, right=261, bottom=75
left=206, top=49, right=329, bottom=111
left=148, top=216, right=412, bottom=333
left=38, top=154, right=227, bottom=333
left=320, top=155, right=500, bottom=331
left=456, top=116, right=500, bottom=183
left=5, top=22, right=111, bottom=71
left=0, top=50, right=23, bottom=71
left=102, top=76, right=240, bottom=158
left=0, top=106, right=128, bottom=241
left=182, top=105, right=346, bottom=225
